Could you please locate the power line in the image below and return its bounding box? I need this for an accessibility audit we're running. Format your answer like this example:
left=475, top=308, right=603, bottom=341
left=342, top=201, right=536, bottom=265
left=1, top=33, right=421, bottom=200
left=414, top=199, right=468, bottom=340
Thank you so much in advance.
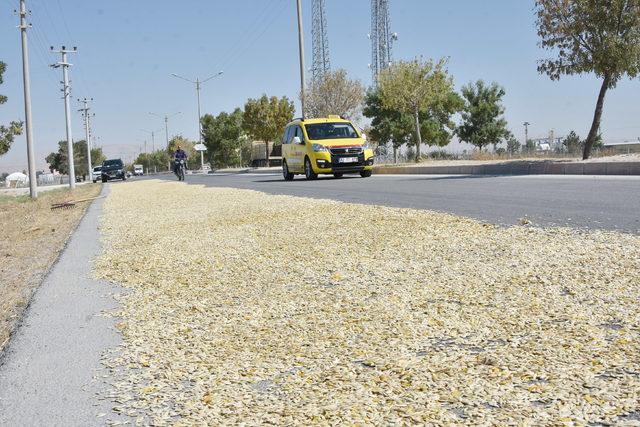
left=52, top=0, right=91, bottom=98
left=219, top=0, right=289, bottom=71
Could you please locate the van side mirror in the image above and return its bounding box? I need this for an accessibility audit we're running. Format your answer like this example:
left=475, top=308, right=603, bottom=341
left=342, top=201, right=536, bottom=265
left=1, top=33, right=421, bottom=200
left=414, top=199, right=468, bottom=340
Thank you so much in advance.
left=361, top=133, right=367, bottom=140
left=293, top=136, right=303, bottom=144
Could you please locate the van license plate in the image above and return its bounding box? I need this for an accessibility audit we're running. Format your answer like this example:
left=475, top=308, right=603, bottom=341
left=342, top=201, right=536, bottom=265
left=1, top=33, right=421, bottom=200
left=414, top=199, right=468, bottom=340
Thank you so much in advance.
left=339, top=157, right=358, bottom=163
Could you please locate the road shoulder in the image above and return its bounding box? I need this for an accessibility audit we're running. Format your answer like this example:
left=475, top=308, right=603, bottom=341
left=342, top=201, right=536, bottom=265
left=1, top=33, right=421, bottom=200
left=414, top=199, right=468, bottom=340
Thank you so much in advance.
left=0, top=187, right=125, bottom=426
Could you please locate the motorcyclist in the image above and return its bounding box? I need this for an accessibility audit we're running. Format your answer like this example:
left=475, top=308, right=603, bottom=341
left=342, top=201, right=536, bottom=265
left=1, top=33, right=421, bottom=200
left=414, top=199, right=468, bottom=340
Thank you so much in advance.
left=173, top=145, right=188, bottom=176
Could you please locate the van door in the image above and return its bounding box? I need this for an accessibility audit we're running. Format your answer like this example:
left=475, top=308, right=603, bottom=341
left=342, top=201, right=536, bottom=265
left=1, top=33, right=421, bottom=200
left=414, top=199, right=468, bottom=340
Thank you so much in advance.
left=281, top=125, right=293, bottom=169
left=290, top=125, right=306, bottom=172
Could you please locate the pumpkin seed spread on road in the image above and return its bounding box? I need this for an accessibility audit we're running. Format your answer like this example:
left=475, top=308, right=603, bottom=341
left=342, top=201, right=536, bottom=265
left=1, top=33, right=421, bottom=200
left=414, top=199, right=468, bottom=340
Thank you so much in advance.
left=96, top=180, right=639, bottom=425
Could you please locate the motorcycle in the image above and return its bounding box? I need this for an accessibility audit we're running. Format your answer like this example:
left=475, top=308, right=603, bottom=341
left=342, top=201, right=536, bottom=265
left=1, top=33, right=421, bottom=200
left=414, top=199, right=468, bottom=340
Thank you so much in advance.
left=175, top=159, right=186, bottom=181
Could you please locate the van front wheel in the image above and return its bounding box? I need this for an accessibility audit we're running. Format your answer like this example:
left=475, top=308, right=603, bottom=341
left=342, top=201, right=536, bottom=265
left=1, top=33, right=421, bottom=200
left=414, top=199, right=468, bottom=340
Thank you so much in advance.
left=304, top=157, right=317, bottom=180
left=360, top=170, right=372, bottom=178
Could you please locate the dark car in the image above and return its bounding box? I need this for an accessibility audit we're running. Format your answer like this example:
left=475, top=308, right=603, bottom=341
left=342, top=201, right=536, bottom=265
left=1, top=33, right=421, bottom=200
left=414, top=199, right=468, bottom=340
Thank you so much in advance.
left=101, top=159, right=126, bottom=182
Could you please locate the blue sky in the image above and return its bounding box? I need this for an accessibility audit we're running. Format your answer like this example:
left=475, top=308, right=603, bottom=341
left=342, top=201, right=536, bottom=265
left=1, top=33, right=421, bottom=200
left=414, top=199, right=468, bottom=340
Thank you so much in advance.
left=1, top=0, right=639, bottom=171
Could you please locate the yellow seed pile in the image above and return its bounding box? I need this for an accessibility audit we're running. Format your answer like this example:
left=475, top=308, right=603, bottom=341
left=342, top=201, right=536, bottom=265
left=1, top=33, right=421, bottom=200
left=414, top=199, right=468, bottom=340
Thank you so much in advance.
left=96, top=180, right=640, bottom=425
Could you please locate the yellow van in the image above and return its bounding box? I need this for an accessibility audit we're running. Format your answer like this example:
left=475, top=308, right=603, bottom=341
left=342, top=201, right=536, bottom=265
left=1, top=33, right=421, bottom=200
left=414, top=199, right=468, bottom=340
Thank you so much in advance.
left=281, top=116, right=375, bottom=180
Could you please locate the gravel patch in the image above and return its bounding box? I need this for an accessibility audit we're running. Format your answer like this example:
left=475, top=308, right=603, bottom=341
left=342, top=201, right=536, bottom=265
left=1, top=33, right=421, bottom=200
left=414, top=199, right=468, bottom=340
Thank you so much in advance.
left=96, top=180, right=640, bottom=425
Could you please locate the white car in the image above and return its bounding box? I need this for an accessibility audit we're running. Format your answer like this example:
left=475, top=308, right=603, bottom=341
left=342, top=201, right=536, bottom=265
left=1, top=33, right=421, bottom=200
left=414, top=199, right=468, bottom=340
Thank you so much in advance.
left=92, top=166, right=102, bottom=183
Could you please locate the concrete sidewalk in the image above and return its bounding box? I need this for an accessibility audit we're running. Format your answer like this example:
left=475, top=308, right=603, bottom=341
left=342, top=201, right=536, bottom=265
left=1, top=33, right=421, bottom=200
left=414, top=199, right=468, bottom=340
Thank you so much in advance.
left=374, top=160, right=640, bottom=176
left=0, top=187, right=126, bottom=426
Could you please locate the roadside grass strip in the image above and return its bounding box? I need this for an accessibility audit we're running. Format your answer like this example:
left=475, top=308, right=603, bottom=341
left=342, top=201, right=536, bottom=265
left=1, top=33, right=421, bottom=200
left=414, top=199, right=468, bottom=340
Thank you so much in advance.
left=95, top=180, right=639, bottom=425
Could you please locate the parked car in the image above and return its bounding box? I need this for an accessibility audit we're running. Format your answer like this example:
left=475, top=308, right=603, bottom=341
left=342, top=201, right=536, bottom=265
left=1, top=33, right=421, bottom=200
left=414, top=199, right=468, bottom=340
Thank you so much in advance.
left=92, top=166, right=102, bottom=183
left=101, top=159, right=126, bottom=182
left=281, top=115, right=374, bottom=180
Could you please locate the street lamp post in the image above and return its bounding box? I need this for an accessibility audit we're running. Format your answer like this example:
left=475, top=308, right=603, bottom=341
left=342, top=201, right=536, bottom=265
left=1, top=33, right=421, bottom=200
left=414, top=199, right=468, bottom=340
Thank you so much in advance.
left=170, top=71, right=223, bottom=145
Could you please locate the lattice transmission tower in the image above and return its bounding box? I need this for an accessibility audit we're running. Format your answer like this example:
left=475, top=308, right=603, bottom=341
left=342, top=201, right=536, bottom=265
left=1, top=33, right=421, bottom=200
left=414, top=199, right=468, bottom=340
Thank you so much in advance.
left=370, top=0, right=397, bottom=83
left=311, top=0, right=331, bottom=84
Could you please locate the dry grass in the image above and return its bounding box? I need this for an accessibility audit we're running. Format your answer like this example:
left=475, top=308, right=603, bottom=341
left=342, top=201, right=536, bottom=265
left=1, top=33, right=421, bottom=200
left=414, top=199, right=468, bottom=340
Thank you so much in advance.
left=0, top=184, right=102, bottom=351
left=96, top=180, right=639, bottom=425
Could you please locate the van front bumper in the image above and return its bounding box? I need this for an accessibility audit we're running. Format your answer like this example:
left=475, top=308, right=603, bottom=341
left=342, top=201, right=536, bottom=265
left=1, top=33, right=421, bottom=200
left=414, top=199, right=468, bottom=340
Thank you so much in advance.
left=315, top=155, right=374, bottom=173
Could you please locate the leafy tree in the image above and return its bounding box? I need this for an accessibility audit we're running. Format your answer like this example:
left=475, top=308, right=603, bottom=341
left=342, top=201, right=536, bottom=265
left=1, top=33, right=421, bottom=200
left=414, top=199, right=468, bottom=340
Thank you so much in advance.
left=419, top=91, right=464, bottom=152
left=45, top=140, right=105, bottom=179
left=240, top=137, right=253, bottom=166
left=524, top=139, right=537, bottom=154
left=243, top=95, right=295, bottom=167
left=134, top=150, right=171, bottom=173
left=202, top=108, right=244, bottom=168
left=166, top=135, right=195, bottom=156
left=506, top=136, right=521, bottom=154
left=456, top=80, right=511, bottom=151
left=304, top=69, right=365, bottom=120
left=378, top=58, right=456, bottom=162
left=536, top=0, right=640, bottom=159
left=562, top=131, right=604, bottom=155
left=363, top=89, right=414, bottom=163
left=563, top=130, right=582, bottom=154
left=0, top=62, right=23, bottom=156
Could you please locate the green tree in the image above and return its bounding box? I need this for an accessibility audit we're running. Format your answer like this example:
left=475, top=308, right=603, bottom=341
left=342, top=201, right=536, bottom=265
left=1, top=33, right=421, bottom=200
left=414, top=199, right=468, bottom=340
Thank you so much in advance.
left=419, top=91, right=464, bottom=153
left=524, top=139, right=537, bottom=154
left=45, top=140, right=105, bottom=179
left=363, top=89, right=414, bottom=162
left=536, top=0, right=640, bottom=159
left=0, top=62, right=23, bottom=156
left=134, top=150, right=171, bottom=173
left=456, top=80, right=511, bottom=151
left=506, top=136, right=521, bottom=154
left=202, top=108, right=244, bottom=168
left=305, top=69, right=365, bottom=120
left=243, top=95, right=294, bottom=167
left=563, top=131, right=582, bottom=154
left=377, top=58, right=456, bottom=162
left=166, top=135, right=195, bottom=155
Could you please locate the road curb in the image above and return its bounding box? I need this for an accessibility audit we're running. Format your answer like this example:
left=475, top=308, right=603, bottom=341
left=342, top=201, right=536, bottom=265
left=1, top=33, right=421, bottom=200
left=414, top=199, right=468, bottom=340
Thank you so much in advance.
left=374, top=161, right=640, bottom=176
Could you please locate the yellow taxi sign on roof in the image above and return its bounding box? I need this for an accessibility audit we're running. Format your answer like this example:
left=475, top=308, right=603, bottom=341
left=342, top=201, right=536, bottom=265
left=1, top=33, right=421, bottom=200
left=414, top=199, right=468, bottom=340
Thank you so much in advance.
left=327, top=114, right=341, bottom=119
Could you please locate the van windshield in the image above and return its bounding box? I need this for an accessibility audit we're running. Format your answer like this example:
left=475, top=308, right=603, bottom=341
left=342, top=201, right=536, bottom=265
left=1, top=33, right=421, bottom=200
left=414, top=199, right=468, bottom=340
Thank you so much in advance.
left=305, top=122, right=359, bottom=140
left=103, top=160, right=122, bottom=167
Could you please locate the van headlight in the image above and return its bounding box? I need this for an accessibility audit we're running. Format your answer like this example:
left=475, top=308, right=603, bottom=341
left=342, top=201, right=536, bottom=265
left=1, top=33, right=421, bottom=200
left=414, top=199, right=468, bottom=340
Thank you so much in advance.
left=312, top=143, right=328, bottom=152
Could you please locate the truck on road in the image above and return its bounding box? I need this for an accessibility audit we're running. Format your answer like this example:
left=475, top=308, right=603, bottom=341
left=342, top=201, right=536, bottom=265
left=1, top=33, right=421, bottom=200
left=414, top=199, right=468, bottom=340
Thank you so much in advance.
left=133, top=164, right=144, bottom=176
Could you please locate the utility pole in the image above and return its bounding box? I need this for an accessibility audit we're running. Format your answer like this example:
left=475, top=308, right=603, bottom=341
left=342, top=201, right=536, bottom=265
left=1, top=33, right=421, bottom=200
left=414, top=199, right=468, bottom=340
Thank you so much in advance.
left=170, top=72, right=222, bottom=144
left=523, top=121, right=530, bottom=152
left=149, top=111, right=181, bottom=149
left=51, top=46, right=77, bottom=189
left=141, top=129, right=160, bottom=173
left=18, top=0, right=37, bottom=198
left=78, top=97, right=93, bottom=181
left=296, top=0, right=306, bottom=118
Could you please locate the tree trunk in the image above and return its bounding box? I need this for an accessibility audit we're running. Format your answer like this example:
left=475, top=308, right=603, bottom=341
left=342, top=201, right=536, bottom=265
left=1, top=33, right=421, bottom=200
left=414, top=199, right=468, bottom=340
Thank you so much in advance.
left=583, top=74, right=610, bottom=160
left=265, top=141, right=270, bottom=167
left=393, top=145, right=397, bottom=164
left=414, top=108, right=422, bottom=163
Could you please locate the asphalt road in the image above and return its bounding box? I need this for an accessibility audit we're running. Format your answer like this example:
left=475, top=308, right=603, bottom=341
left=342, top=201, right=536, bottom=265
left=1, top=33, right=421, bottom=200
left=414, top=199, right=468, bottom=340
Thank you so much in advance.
left=163, top=172, right=640, bottom=233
